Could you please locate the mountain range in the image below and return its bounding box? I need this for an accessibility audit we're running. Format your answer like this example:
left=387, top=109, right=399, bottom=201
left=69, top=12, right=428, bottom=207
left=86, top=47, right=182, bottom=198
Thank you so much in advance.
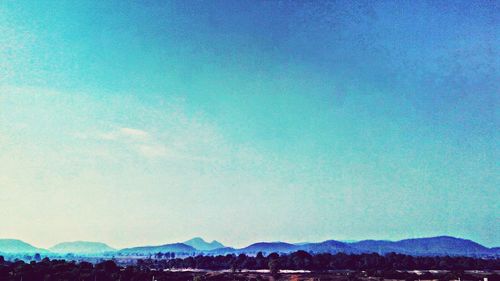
left=0, top=236, right=498, bottom=258
left=50, top=241, right=115, bottom=254
left=119, top=243, right=196, bottom=255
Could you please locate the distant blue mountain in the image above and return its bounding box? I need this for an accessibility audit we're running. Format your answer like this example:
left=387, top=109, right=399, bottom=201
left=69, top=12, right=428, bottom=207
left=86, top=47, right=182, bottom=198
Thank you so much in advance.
left=349, top=236, right=493, bottom=256
left=0, top=239, right=48, bottom=254
left=183, top=237, right=224, bottom=251
left=205, top=247, right=237, bottom=255
left=349, top=240, right=400, bottom=254
left=239, top=242, right=299, bottom=254
left=231, top=236, right=497, bottom=257
left=50, top=241, right=115, bottom=255
left=119, top=243, right=196, bottom=255
left=300, top=240, right=357, bottom=254
left=1, top=236, right=497, bottom=258
left=491, top=247, right=500, bottom=255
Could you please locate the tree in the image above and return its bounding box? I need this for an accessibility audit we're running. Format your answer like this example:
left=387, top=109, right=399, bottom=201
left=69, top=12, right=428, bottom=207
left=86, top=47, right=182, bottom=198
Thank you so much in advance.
left=268, top=258, right=280, bottom=279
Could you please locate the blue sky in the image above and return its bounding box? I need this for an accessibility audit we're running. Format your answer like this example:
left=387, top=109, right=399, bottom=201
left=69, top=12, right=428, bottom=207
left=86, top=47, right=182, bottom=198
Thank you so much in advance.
left=0, top=1, right=498, bottom=248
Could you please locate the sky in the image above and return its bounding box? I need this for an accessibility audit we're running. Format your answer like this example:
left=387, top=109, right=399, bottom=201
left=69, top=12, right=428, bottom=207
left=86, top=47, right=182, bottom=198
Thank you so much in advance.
left=0, top=0, right=498, bottom=249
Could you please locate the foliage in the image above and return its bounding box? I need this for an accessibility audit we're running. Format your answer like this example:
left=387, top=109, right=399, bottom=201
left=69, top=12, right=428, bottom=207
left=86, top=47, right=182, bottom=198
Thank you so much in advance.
left=0, top=251, right=498, bottom=281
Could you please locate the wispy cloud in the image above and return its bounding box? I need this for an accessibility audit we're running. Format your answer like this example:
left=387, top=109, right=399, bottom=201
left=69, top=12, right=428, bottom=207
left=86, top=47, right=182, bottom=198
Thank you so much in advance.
left=60, top=92, right=265, bottom=165
left=136, top=143, right=169, bottom=158
left=119, top=127, right=149, bottom=139
left=76, top=127, right=150, bottom=142
left=76, top=126, right=219, bottom=162
left=4, top=85, right=264, bottom=166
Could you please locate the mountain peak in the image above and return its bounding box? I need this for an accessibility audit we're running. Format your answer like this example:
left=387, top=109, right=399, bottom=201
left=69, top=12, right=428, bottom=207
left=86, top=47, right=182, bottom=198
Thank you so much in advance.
left=183, top=237, right=224, bottom=251
left=186, top=237, right=205, bottom=243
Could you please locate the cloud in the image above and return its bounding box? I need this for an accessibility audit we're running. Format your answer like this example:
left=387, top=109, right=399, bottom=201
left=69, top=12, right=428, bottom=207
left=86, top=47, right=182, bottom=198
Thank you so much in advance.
left=77, top=127, right=150, bottom=142
left=65, top=95, right=263, bottom=164
left=119, top=127, right=149, bottom=139
left=2, top=86, right=263, bottom=168
left=136, top=144, right=169, bottom=158
left=77, top=126, right=215, bottom=161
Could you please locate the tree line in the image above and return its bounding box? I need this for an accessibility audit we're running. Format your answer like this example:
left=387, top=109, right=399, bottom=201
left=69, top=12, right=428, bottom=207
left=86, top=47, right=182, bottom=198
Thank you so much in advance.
left=0, top=251, right=499, bottom=281
left=150, top=251, right=499, bottom=271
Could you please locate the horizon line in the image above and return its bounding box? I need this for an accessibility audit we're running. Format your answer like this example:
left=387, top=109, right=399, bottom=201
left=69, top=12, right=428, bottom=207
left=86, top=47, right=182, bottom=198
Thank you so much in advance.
left=1, top=234, right=497, bottom=250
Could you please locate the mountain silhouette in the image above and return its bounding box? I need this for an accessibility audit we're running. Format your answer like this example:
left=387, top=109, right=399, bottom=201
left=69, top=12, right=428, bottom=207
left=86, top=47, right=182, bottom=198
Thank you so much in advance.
left=0, top=236, right=497, bottom=257
left=183, top=237, right=224, bottom=251
left=50, top=241, right=115, bottom=255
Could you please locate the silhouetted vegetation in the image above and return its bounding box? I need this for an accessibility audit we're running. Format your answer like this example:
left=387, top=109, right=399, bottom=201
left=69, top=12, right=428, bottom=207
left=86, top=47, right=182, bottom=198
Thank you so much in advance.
left=0, top=252, right=498, bottom=281
left=158, top=251, right=499, bottom=271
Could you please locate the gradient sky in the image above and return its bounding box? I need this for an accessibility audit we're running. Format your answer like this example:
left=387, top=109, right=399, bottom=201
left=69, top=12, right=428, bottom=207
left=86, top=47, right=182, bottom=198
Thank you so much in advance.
left=0, top=1, right=498, bottom=249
